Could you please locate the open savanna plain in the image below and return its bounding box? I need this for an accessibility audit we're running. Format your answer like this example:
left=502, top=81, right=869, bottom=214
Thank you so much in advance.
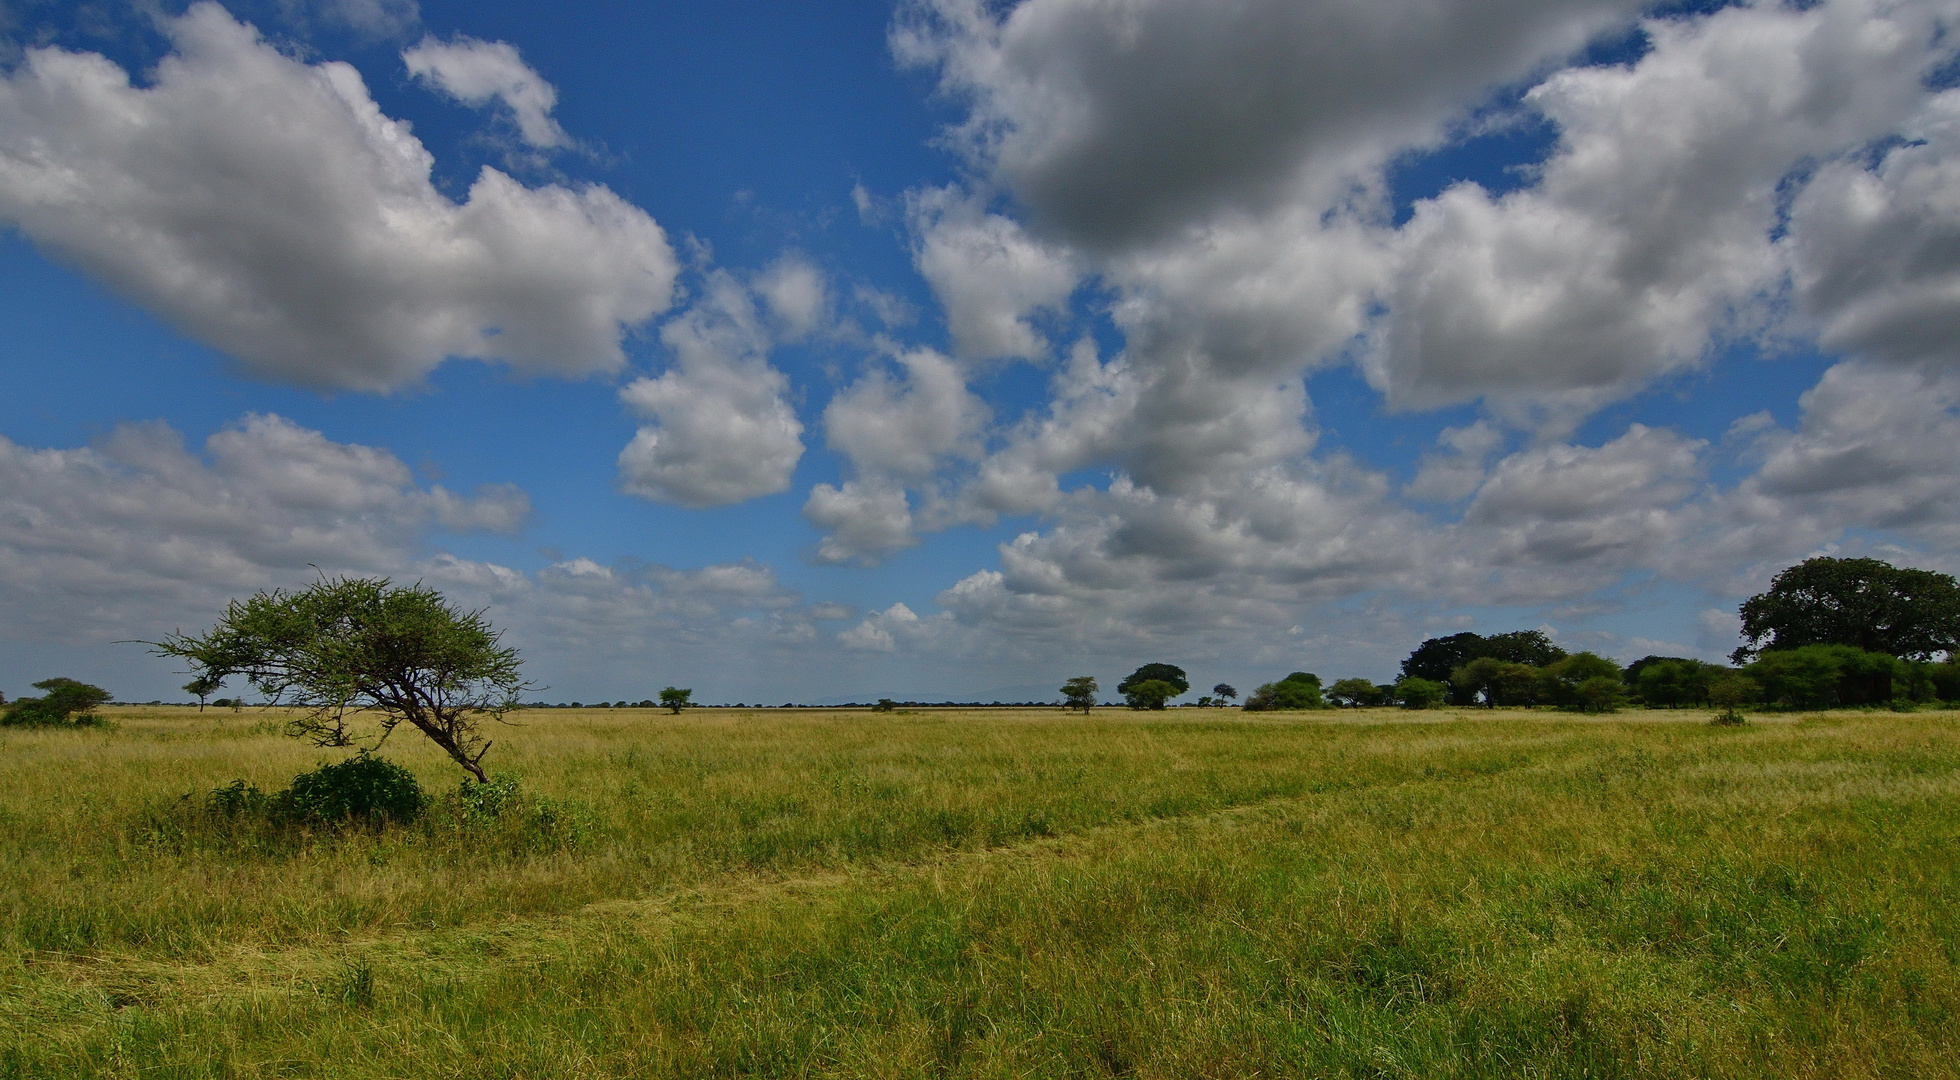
left=3, top=705, right=1959, bottom=1078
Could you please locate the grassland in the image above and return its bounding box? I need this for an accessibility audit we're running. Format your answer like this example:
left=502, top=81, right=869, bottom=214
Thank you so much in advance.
left=2, top=703, right=1958, bottom=1078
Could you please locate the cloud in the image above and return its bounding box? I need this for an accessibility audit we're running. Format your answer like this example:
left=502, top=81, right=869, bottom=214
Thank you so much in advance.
left=804, top=347, right=990, bottom=563
left=1786, top=86, right=1960, bottom=369
left=403, top=34, right=570, bottom=149
left=895, top=0, right=1644, bottom=252
left=839, top=602, right=951, bottom=652
left=0, top=414, right=527, bottom=642
left=754, top=255, right=831, bottom=340
left=315, top=0, right=420, bottom=39
left=617, top=271, right=806, bottom=507
left=0, top=3, right=677, bottom=392
left=1367, top=0, right=1948, bottom=415
left=908, top=186, right=1079, bottom=361
left=805, top=480, right=917, bottom=565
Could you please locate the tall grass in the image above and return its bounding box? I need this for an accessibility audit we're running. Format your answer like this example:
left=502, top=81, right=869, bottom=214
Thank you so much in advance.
left=3, top=705, right=1957, bottom=1077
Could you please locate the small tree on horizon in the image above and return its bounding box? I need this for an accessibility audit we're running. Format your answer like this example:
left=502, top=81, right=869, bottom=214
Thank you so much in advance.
left=1212, top=683, right=1237, bottom=703
left=185, top=674, right=223, bottom=712
left=659, top=687, right=692, bottom=714
left=153, top=575, right=529, bottom=783
left=1118, top=664, right=1189, bottom=699
left=1061, top=676, right=1098, bottom=714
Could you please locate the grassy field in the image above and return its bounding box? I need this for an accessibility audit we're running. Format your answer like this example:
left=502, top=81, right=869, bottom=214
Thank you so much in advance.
left=2, top=704, right=1958, bottom=1078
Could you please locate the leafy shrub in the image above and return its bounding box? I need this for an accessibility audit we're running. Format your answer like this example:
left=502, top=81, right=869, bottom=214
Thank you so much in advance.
left=1708, top=673, right=1760, bottom=725
left=1745, top=644, right=1903, bottom=709
left=1326, top=678, right=1386, bottom=708
left=1244, top=672, right=1327, bottom=711
left=1394, top=678, right=1447, bottom=710
left=1572, top=676, right=1626, bottom=714
left=280, top=755, right=426, bottom=825
left=2, top=678, right=111, bottom=727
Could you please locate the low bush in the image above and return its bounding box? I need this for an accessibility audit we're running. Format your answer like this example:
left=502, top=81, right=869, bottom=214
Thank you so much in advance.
left=2, top=677, right=111, bottom=727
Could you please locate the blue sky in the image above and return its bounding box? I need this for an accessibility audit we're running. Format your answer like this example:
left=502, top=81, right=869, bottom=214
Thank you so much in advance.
left=4, top=0, right=1960, bottom=704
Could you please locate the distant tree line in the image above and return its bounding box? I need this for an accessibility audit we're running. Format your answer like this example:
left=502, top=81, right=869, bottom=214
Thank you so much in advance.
left=1058, top=557, right=1960, bottom=719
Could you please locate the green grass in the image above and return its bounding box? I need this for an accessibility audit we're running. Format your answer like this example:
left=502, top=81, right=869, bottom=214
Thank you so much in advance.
left=3, top=704, right=1958, bottom=1077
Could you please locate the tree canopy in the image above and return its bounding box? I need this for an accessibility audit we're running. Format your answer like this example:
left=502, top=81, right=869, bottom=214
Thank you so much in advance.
left=1061, top=676, right=1098, bottom=713
left=1735, top=556, right=1960, bottom=663
left=2, top=677, right=111, bottom=727
left=154, top=576, right=528, bottom=782
left=1402, top=631, right=1566, bottom=699
left=1117, top=664, right=1188, bottom=697
left=659, top=687, right=692, bottom=714
left=1122, top=679, right=1179, bottom=710
left=1243, top=672, right=1325, bottom=711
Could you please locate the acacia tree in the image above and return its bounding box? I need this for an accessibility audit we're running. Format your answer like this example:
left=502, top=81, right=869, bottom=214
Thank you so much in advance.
left=1735, top=556, right=1960, bottom=662
left=659, top=687, right=692, bottom=714
left=1061, top=676, right=1098, bottom=714
left=184, top=674, right=223, bottom=712
left=154, top=576, right=529, bottom=782
left=1118, top=664, right=1188, bottom=699
left=1212, top=683, right=1237, bottom=704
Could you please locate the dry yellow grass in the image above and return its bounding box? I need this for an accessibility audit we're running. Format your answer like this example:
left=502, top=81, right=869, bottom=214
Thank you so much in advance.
left=3, top=704, right=1957, bottom=1077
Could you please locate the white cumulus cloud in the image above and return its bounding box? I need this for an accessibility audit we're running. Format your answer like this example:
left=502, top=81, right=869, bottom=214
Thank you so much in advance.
left=0, top=3, right=677, bottom=392
left=403, top=34, right=570, bottom=149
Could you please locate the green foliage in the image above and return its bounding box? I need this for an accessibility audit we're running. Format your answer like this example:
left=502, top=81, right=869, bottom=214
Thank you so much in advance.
left=659, top=687, right=692, bottom=714
left=1630, top=657, right=1725, bottom=706
left=183, top=674, right=223, bottom=711
left=154, top=575, right=529, bottom=781
left=1326, top=677, right=1387, bottom=707
left=1122, top=679, right=1179, bottom=710
left=1117, top=663, right=1189, bottom=698
left=282, top=755, right=427, bottom=825
left=1060, top=676, right=1098, bottom=714
left=1393, top=677, right=1446, bottom=710
left=1736, top=556, right=1960, bottom=663
left=1745, top=644, right=1904, bottom=709
left=1244, top=672, right=1326, bottom=711
left=1708, top=673, right=1759, bottom=724
left=1450, top=656, right=1541, bottom=707
left=1537, top=653, right=1625, bottom=712
left=1405, top=631, right=1567, bottom=703
left=1, top=677, right=111, bottom=727
left=872, top=698, right=897, bottom=713
left=1931, top=659, right=1960, bottom=702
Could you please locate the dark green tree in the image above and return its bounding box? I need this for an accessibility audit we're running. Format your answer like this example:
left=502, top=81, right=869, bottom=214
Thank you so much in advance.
left=1117, top=664, right=1189, bottom=698
left=1123, top=679, right=1179, bottom=710
left=1061, top=676, right=1098, bottom=714
left=1630, top=658, right=1724, bottom=707
left=659, top=687, right=692, bottom=714
left=185, top=674, right=223, bottom=712
left=1538, top=653, right=1625, bottom=712
left=1393, top=678, right=1447, bottom=710
left=2, top=678, right=111, bottom=727
left=1401, top=633, right=1484, bottom=684
left=1212, top=683, right=1237, bottom=703
left=1734, top=556, right=1960, bottom=663
left=153, top=576, right=530, bottom=782
left=1326, top=677, right=1386, bottom=708
left=1244, top=672, right=1325, bottom=711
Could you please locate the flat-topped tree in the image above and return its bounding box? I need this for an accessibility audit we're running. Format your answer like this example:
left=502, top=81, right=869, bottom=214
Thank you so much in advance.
left=154, top=576, right=529, bottom=782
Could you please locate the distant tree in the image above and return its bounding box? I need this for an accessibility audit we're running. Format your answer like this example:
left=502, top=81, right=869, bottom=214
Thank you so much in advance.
left=873, top=698, right=897, bottom=713
left=659, top=687, right=692, bottom=714
left=1745, top=644, right=1902, bottom=709
left=1118, top=664, right=1189, bottom=699
left=2, top=677, right=111, bottom=727
left=1931, top=659, right=1960, bottom=703
left=1123, top=679, right=1178, bottom=710
left=1451, top=656, right=1539, bottom=708
left=1212, top=683, right=1237, bottom=703
left=184, top=674, right=223, bottom=712
left=1735, top=556, right=1960, bottom=663
left=1393, top=678, right=1447, bottom=710
left=1538, top=653, right=1625, bottom=712
left=1401, top=633, right=1484, bottom=684
left=153, top=575, right=529, bottom=782
left=1061, top=676, right=1099, bottom=714
left=1244, top=672, right=1326, bottom=711
left=1326, top=678, right=1386, bottom=708
left=1631, top=658, right=1724, bottom=707
left=1406, top=631, right=1568, bottom=705
left=1708, top=673, right=1759, bottom=725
